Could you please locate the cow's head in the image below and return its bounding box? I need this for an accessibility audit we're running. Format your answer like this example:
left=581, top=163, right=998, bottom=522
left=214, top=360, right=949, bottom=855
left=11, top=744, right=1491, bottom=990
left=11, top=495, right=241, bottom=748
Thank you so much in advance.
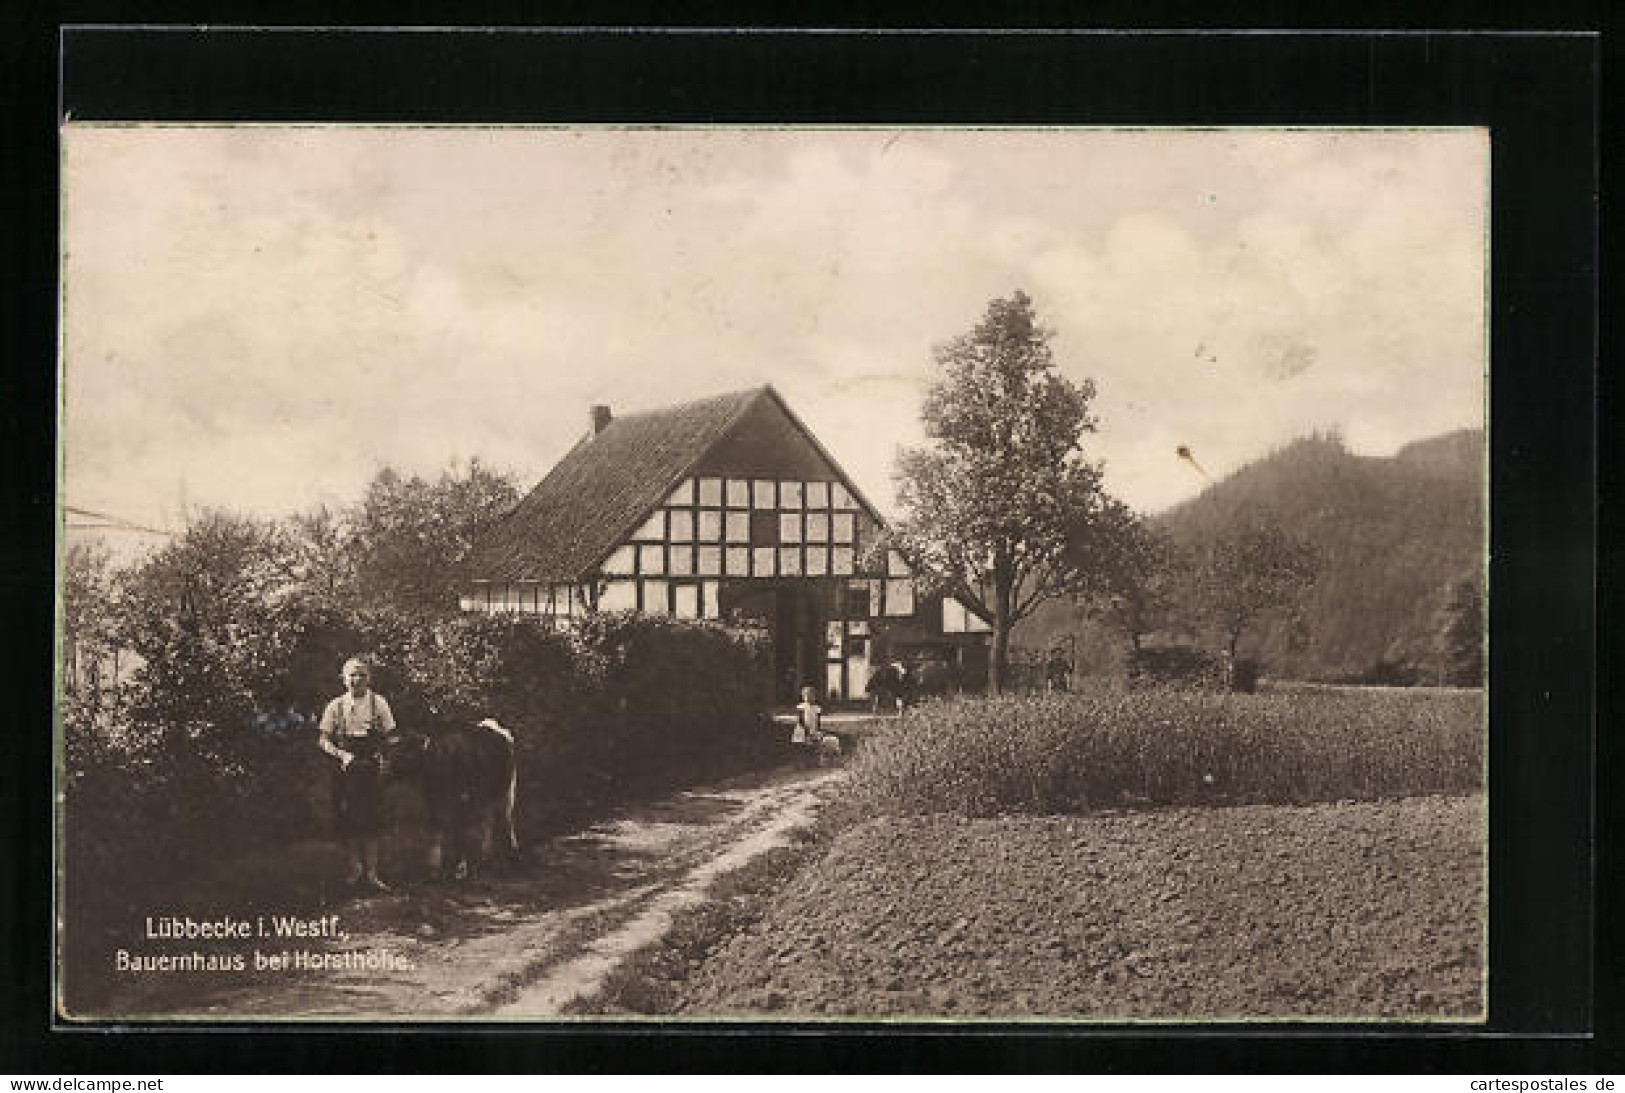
left=380, top=733, right=434, bottom=780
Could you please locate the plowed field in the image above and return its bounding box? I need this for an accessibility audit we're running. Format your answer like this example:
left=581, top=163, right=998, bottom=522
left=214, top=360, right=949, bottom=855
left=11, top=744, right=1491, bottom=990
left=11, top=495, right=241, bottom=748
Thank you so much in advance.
left=678, top=794, right=1485, bottom=1021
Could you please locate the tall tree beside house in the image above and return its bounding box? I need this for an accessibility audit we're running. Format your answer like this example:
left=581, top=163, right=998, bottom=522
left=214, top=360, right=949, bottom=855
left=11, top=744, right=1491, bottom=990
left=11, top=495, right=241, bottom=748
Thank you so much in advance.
left=348, top=460, right=521, bottom=617
left=1191, top=518, right=1320, bottom=665
left=893, top=290, right=1113, bottom=692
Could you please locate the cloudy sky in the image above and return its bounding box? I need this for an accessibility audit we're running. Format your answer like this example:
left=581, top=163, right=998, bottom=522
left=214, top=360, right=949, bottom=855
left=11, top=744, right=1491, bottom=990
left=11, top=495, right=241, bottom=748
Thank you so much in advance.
left=62, top=126, right=1486, bottom=535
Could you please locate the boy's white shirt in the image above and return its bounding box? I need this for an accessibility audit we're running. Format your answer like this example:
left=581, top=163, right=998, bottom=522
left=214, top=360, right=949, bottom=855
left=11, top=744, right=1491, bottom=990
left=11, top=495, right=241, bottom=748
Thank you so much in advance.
left=318, top=690, right=397, bottom=762
left=794, top=701, right=821, bottom=742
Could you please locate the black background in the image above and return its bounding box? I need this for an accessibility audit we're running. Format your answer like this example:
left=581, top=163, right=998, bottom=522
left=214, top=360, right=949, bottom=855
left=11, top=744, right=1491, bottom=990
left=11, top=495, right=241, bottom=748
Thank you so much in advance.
left=4, top=11, right=1607, bottom=1075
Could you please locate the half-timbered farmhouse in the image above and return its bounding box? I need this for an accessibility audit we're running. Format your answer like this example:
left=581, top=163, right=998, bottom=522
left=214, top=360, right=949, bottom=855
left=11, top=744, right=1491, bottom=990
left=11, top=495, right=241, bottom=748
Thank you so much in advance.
left=463, top=386, right=991, bottom=702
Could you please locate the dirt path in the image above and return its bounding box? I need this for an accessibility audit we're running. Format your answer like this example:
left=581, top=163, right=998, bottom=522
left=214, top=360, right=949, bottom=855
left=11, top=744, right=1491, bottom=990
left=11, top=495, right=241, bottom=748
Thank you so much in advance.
left=112, top=764, right=845, bottom=1020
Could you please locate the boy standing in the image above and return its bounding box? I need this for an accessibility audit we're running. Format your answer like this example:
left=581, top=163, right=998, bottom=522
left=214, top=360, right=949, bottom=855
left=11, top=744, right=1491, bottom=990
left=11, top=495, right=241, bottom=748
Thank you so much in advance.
left=318, top=657, right=398, bottom=892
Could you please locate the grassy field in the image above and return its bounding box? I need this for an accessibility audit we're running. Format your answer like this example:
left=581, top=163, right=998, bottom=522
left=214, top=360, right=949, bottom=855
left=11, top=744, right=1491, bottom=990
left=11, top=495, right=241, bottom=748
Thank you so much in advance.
left=833, top=686, right=1483, bottom=822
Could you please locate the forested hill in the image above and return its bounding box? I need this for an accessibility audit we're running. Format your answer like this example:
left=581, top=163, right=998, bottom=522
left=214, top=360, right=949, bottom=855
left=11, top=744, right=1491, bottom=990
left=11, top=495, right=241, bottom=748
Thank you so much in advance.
left=1155, top=428, right=1485, bottom=681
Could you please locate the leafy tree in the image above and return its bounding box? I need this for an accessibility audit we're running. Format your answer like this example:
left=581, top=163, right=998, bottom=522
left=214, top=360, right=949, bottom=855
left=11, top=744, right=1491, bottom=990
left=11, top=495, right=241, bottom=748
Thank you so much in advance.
left=104, top=512, right=415, bottom=839
left=347, top=459, right=520, bottom=617
left=286, top=503, right=357, bottom=605
left=1070, top=499, right=1183, bottom=652
left=892, top=291, right=1113, bottom=692
left=1192, top=519, right=1320, bottom=665
left=114, top=509, right=299, bottom=737
left=61, top=542, right=123, bottom=727
left=1433, top=576, right=1484, bottom=686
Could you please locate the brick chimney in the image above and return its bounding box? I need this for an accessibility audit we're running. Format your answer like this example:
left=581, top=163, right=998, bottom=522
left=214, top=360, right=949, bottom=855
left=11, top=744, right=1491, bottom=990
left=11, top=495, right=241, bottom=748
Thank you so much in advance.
left=589, top=404, right=613, bottom=437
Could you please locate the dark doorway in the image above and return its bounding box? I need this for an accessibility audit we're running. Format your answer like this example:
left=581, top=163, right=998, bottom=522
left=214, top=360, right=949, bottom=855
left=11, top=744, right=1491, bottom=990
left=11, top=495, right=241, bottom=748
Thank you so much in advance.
left=772, top=587, right=799, bottom=703
left=772, top=585, right=826, bottom=702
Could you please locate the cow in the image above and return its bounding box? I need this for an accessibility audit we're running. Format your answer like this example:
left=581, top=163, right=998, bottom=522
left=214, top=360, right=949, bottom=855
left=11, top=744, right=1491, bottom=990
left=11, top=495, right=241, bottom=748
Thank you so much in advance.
left=392, top=718, right=520, bottom=881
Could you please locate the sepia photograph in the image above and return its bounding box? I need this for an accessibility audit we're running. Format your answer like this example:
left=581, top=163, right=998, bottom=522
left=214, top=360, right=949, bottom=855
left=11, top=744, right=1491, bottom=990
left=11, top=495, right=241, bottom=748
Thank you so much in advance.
left=57, top=124, right=1488, bottom=1024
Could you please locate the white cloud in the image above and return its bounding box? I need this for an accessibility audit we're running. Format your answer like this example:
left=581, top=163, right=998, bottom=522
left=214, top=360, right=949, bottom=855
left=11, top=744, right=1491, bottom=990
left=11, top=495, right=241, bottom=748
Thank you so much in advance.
left=61, top=126, right=1485, bottom=526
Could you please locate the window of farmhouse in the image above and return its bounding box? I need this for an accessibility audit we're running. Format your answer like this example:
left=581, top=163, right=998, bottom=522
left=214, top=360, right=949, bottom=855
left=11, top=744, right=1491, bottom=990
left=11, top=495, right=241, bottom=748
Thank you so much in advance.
left=620, top=477, right=869, bottom=587
left=642, top=579, right=669, bottom=614
left=600, top=580, right=637, bottom=612
left=885, top=579, right=915, bottom=616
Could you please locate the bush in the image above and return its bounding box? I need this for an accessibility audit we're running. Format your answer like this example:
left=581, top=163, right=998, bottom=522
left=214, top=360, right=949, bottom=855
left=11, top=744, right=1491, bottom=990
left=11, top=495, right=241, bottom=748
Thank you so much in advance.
left=834, top=688, right=1484, bottom=822
left=65, top=605, right=778, bottom=864
left=390, top=611, right=777, bottom=828
left=1128, top=646, right=1229, bottom=691
left=570, top=611, right=775, bottom=785
left=61, top=606, right=778, bottom=971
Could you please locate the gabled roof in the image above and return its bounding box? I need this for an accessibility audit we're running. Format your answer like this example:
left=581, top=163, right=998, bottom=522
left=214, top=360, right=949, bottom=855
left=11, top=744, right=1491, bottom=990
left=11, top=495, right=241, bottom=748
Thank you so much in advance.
left=471, top=385, right=892, bottom=585
left=468, top=388, right=763, bottom=582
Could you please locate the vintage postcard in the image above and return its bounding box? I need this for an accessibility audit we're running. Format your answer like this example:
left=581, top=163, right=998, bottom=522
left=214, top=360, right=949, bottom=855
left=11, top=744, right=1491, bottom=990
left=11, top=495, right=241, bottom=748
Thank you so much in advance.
left=58, top=125, right=1488, bottom=1023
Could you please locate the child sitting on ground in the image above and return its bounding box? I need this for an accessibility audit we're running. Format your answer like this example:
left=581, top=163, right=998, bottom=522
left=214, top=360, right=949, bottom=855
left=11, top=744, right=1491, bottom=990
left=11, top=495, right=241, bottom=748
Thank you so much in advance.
left=793, top=686, right=841, bottom=765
